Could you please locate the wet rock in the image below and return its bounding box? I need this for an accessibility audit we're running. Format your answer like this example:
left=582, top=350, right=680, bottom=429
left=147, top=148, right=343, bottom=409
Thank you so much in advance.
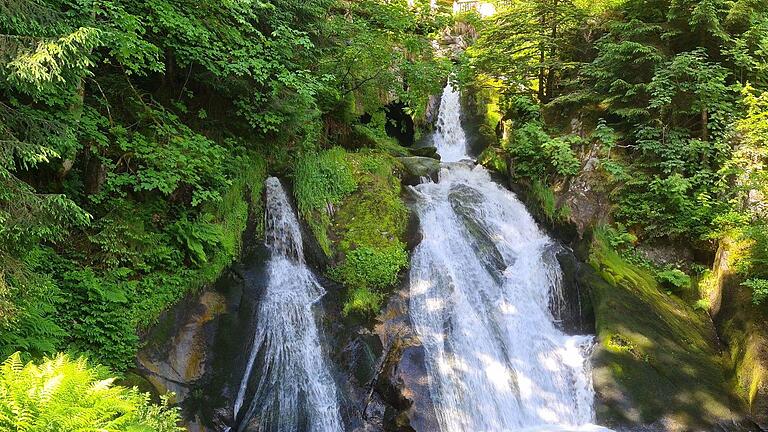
left=424, top=94, right=441, bottom=128
left=408, top=146, right=440, bottom=159
left=448, top=183, right=507, bottom=280
left=552, top=247, right=595, bottom=335
left=136, top=290, right=227, bottom=402
left=398, top=156, right=440, bottom=185
left=370, top=290, right=440, bottom=432
left=342, top=331, right=384, bottom=388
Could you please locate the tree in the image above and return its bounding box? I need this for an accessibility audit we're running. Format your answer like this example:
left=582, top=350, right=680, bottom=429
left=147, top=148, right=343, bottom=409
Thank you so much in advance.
left=468, top=0, right=583, bottom=103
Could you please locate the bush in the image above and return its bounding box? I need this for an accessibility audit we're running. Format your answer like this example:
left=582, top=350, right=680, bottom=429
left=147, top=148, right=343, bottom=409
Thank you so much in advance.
left=331, top=245, right=408, bottom=292
left=342, top=287, right=384, bottom=317
left=505, top=121, right=581, bottom=180
left=531, top=180, right=571, bottom=222
left=656, top=268, right=691, bottom=292
left=742, top=279, right=768, bottom=305
left=0, top=352, right=182, bottom=431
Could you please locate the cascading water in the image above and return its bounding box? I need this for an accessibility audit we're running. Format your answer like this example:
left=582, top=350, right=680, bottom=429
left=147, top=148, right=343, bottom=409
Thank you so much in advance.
left=232, top=177, right=342, bottom=432
left=433, top=83, right=469, bottom=163
left=408, top=84, right=610, bottom=431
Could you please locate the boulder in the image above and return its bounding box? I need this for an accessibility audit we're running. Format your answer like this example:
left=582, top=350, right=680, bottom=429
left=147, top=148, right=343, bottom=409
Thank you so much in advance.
left=398, top=156, right=440, bottom=185
left=136, top=290, right=227, bottom=402
left=372, top=290, right=440, bottom=432
left=586, top=238, right=755, bottom=431
left=709, top=239, right=768, bottom=428
left=408, top=146, right=440, bottom=159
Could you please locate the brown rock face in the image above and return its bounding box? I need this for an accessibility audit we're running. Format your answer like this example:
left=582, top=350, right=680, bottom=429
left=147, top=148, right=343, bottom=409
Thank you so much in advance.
left=136, top=291, right=227, bottom=402
left=370, top=289, right=439, bottom=432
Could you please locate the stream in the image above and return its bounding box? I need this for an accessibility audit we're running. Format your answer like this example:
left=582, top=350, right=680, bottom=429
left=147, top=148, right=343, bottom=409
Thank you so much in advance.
left=231, top=177, right=343, bottom=432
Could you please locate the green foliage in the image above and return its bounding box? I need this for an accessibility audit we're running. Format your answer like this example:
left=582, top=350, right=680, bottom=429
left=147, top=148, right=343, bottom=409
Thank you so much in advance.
left=0, top=352, right=182, bottom=431
left=342, top=287, right=384, bottom=317
left=742, top=279, right=768, bottom=305
left=506, top=121, right=581, bottom=181
left=333, top=246, right=408, bottom=291
left=0, top=0, right=446, bottom=375
left=167, top=214, right=222, bottom=266
left=656, top=269, right=692, bottom=292
left=294, top=148, right=358, bottom=217
left=531, top=180, right=571, bottom=222
left=464, top=0, right=768, bottom=247
left=0, top=248, right=66, bottom=359
left=602, top=223, right=638, bottom=250
left=329, top=152, right=410, bottom=316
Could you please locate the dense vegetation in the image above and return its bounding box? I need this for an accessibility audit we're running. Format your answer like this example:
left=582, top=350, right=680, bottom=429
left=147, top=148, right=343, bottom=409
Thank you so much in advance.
left=0, top=0, right=450, bottom=422
left=0, top=352, right=181, bottom=430
left=4, top=0, right=768, bottom=426
left=463, top=0, right=768, bottom=307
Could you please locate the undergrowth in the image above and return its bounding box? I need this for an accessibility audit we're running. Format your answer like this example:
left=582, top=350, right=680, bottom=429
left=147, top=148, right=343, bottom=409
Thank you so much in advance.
left=294, top=147, right=409, bottom=317
left=0, top=154, right=267, bottom=370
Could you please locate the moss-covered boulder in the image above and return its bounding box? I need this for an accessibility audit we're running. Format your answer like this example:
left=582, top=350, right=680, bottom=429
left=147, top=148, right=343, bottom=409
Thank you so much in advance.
left=398, top=156, right=440, bottom=185
left=330, top=153, right=410, bottom=316
left=586, top=236, right=752, bottom=431
left=717, top=280, right=768, bottom=428
left=408, top=146, right=440, bottom=159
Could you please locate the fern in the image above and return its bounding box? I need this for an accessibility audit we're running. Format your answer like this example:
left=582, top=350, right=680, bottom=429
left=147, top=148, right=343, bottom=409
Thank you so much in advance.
left=0, top=352, right=183, bottom=431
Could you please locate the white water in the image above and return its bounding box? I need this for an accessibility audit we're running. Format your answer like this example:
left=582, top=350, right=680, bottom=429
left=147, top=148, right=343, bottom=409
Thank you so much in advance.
left=434, top=83, right=469, bottom=163
left=232, top=177, right=342, bottom=432
left=409, top=86, right=608, bottom=432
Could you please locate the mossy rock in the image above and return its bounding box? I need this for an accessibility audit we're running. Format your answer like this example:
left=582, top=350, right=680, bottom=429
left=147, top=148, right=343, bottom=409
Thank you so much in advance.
left=408, top=146, right=440, bottom=159
left=716, top=273, right=768, bottom=428
left=397, top=156, right=440, bottom=185
left=329, top=152, right=411, bottom=316
left=585, top=237, right=750, bottom=430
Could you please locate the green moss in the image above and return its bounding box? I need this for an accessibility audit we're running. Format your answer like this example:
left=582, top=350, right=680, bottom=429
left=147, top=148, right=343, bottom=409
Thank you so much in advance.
left=587, top=230, right=743, bottom=428
left=293, top=147, right=358, bottom=258
left=479, top=147, right=508, bottom=174
left=291, top=148, right=409, bottom=316
left=331, top=152, right=409, bottom=316
left=342, top=287, right=384, bottom=317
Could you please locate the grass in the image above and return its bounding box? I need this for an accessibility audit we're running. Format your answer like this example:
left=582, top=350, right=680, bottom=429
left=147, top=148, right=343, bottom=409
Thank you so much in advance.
left=293, top=147, right=358, bottom=257
left=531, top=180, right=571, bottom=222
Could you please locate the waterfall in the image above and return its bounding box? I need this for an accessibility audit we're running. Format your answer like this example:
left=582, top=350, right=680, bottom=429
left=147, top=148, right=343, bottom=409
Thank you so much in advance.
left=434, top=83, right=469, bottom=162
left=409, top=86, right=610, bottom=431
left=232, top=177, right=342, bottom=432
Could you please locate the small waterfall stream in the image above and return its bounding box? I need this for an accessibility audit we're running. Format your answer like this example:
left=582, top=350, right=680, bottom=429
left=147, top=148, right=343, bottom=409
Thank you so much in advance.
left=433, top=83, right=469, bottom=163
left=232, top=177, right=342, bottom=432
left=408, top=83, right=609, bottom=431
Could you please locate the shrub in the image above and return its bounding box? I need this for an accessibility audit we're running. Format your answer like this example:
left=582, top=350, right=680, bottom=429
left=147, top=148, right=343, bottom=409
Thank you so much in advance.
left=0, top=352, right=182, bottom=431
left=531, top=180, right=570, bottom=222
left=342, top=287, right=384, bottom=317
left=656, top=269, right=691, bottom=292
left=742, top=279, right=768, bottom=305
left=331, top=245, right=408, bottom=292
